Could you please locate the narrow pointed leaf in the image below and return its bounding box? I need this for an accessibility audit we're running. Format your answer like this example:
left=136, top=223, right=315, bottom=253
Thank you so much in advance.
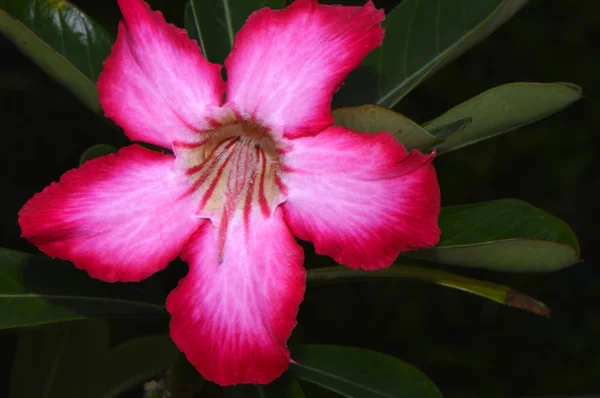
left=0, top=0, right=113, bottom=113
left=291, top=345, right=441, bottom=398
left=307, top=264, right=549, bottom=317
left=89, top=335, right=180, bottom=398
left=0, top=248, right=167, bottom=329
left=185, top=0, right=285, bottom=64
left=335, top=0, right=528, bottom=107
left=406, top=199, right=580, bottom=272
left=424, top=82, right=582, bottom=154
left=333, top=105, right=441, bottom=151
left=10, top=320, right=110, bottom=398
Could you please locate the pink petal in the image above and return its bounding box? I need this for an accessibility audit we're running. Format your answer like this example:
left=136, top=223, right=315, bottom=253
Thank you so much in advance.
left=281, top=126, right=441, bottom=270
left=97, top=0, right=225, bottom=149
left=19, top=145, right=203, bottom=282
left=166, top=208, right=305, bottom=385
left=225, top=0, right=384, bottom=138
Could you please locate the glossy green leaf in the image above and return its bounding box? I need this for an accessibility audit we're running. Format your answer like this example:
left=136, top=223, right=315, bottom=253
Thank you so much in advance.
left=80, top=144, right=118, bottom=165
left=335, top=0, right=528, bottom=107
left=407, top=199, right=580, bottom=272
left=10, top=320, right=110, bottom=398
left=0, top=0, right=113, bottom=113
left=291, top=345, right=441, bottom=398
left=185, top=0, right=285, bottom=64
left=307, top=263, right=549, bottom=316
left=333, top=105, right=441, bottom=151
left=89, top=335, right=180, bottom=398
left=424, top=83, right=582, bottom=154
left=0, top=248, right=167, bottom=329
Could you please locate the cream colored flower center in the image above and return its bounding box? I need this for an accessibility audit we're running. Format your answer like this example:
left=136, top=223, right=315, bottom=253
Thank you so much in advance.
left=179, top=119, right=283, bottom=239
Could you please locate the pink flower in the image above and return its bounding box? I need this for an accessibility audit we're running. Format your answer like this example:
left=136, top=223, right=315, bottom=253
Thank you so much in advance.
left=19, top=0, right=440, bottom=386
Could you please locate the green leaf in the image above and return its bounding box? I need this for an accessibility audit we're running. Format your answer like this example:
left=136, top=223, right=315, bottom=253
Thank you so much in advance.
left=10, top=319, right=110, bottom=398
left=89, top=335, right=180, bottom=398
left=279, top=379, right=306, bottom=398
left=336, top=0, right=528, bottom=107
left=291, top=345, right=441, bottom=398
left=0, top=248, right=167, bottom=329
left=0, top=0, right=113, bottom=113
left=166, top=354, right=205, bottom=398
left=424, top=82, right=583, bottom=154
left=79, top=144, right=118, bottom=165
left=333, top=105, right=441, bottom=151
left=426, top=117, right=472, bottom=140
left=185, top=0, right=285, bottom=64
left=11, top=322, right=179, bottom=398
left=307, top=263, right=549, bottom=317
left=406, top=199, right=580, bottom=272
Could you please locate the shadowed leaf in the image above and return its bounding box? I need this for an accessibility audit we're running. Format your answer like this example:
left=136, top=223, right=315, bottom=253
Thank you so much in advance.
left=0, top=248, right=167, bottom=329
left=335, top=0, right=529, bottom=107
left=185, top=0, right=285, bottom=64
left=0, top=0, right=113, bottom=112
left=10, top=320, right=110, bottom=398
left=291, top=345, right=441, bottom=398
left=90, top=335, right=180, bottom=398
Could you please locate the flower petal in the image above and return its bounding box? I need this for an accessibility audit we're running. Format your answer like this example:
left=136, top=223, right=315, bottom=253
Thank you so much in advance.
left=166, top=208, right=305, bottom=385
left=19, top=145, right=202, bottom=282
left=225, top=0, right=384, bottom=138
left=282, top=126, right=441, bottom=270
left=97, top=0, right=225, bottom=149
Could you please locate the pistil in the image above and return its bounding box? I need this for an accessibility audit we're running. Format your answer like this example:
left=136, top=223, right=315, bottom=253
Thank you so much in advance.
left=176, top=120, right=283, bottom=261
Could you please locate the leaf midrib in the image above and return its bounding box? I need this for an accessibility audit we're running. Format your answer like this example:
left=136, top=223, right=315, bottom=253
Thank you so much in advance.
left=0, top=293, right=165, bottom=311
left=295, top=361, right=397, bottom=398
left=433, top=238, right=578, bottom=251
left=376, top=0, right=509, bottom=106
left=41, top=324, right=70, bottom=398
left=221, top=0, right=234, bottom=48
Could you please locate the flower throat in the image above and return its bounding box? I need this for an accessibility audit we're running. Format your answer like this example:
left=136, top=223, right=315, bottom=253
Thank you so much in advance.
left=177, top=119, right=284, bottom=261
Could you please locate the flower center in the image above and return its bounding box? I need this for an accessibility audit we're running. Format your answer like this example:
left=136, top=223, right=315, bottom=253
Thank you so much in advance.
left=177, top=119, right=284, bottom=260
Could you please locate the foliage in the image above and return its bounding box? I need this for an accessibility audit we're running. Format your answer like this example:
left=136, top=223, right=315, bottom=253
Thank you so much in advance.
left=1, top=0, right=595, bottom=397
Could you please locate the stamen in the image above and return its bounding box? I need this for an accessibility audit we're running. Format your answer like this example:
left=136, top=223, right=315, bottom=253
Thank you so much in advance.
left=177, top=120, right=283, bottom=262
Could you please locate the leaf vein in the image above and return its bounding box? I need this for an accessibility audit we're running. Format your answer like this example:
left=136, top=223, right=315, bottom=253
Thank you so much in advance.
left=295, top=362, right=396, bottom=398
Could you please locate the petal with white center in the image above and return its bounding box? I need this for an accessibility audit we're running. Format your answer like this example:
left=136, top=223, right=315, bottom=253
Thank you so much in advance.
left=166, top=208, right=305, bottom=386
left=282, top=126, right=441, bottom=270
left=97, top=0, right=225, bottom=149
left=19, top=145, right=203, bottom=282
left=225, top=0, right=384, bottom=138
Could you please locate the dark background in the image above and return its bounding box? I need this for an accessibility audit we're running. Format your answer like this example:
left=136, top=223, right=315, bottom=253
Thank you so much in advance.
left=1, top=0, right=599, bottom=396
